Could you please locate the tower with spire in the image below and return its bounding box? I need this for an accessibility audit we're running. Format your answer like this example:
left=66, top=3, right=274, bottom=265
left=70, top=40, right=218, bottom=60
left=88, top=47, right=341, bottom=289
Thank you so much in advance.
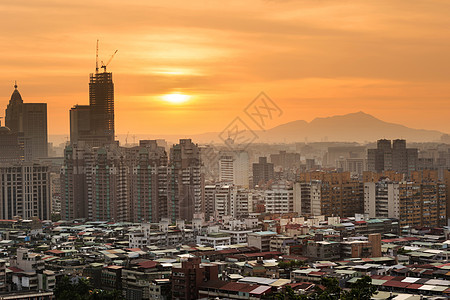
left=4, top=83, right=48, bottom=160
left=5, top=82, right=24, bottom=133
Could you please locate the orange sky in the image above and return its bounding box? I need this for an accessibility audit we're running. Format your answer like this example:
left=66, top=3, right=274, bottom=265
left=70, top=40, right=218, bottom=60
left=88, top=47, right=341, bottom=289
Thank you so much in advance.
left=1, top=0, right=450, bottom=137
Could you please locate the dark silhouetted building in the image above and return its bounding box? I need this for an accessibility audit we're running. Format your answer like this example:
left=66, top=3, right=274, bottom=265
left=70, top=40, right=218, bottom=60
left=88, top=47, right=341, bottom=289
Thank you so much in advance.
left=168, top=139, right=203, bottom=222
left=89, top=71, right=114, bottom=142
left=252, top=157, right=274, bottom=188
left=69, top=105, right=91, bottom=144
left=0, top=121, right=23, bottom=163
left=5, top=84, right=48, bottom=160
left=367, top=139, right=417, bottom=175
left=70, top=71, right=115, bottom=145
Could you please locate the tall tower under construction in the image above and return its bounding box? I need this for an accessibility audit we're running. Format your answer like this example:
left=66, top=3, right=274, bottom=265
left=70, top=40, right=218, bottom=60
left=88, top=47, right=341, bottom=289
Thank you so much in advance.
left=70, top=42, right=117, bottom=146
left=89, top=71, right=114, bottom=142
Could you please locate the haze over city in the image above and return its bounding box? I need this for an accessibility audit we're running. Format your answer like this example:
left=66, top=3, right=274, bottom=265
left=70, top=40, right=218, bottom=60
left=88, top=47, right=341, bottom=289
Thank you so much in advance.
left=2, top=0, right=450, bottom=137
left=2, top=1, right=450, bottom=300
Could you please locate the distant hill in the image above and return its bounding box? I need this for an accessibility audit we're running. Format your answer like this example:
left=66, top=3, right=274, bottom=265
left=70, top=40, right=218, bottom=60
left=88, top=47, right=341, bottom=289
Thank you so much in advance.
left=50, top=111, right=446, bottom=145
left=255, top=111, right=445, bottom=143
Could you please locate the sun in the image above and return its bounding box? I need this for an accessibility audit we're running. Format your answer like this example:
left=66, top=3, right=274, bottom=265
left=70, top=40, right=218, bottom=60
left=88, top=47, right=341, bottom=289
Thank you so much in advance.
left=162, top=93, right=190, bottom=104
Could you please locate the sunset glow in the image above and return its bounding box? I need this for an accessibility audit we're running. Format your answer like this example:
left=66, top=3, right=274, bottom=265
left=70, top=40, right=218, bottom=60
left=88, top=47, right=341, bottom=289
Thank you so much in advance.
left=1, top=0, right=450, bottom=137
left=162, top=93, right=190, bottom=104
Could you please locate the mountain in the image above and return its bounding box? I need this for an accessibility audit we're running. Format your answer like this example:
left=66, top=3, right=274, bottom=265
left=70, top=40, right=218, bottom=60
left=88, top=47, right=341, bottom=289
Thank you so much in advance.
left=51, top=111, right=446, bottom=145
left=256, top=111, right=445, bottom=143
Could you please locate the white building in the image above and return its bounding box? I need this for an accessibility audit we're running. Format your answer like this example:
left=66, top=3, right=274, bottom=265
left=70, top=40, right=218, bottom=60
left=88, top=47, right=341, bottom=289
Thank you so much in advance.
left=264, top=182, right=294, bottom=214
left=219, top=151, right=249, bottom=187
left=196, top=233, right=232, bottom=248
left=364, top=181, right=400, bottom=219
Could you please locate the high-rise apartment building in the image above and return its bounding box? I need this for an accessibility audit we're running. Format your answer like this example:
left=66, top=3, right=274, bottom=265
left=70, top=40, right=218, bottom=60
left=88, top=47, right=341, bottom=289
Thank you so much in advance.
left=5, top=84, right=48, bottom=160
left=297, top=171, right=364, bottom=217
left=252, top=157, right=274, bottom=188
left=0, top=163, right=51, bottom=220
left=203, top=184, right=231, bottom=220
left=219, top=151, right=249, bottom=187
left=367, top=139, right=417, bottom=175
left=171, top=257, right=218, bottom=300
left=364, top=178, right=446, bottom=227
left=270, top=151, right=301, bottom=169
left=168, top=139, right=203, bottom=222
left=129, top=140, right=168, bottom=223
left=61, top=141, right=169, bottom=222
left=264, top=182, right=294, bottom=214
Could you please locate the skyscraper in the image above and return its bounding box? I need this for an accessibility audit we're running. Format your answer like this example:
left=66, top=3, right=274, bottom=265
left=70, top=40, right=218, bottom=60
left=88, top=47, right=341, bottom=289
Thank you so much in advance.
left=69, top=70, right=115, bottom=145
left=168, top=139, right=203, bottom=222
left=89, top=71, right=114, bottom=142
left=0, top=121, right=23, bottom=163
left=252, top=157, right=274, bottom=188
left=218, top=150, right=249, bottom=187
left=0, top=163, right=51, bottom=220
left=367, top=139, right=417, bottom=175
left=5, top=84, right=48, bottom=160
left=61, top=140, right=170, bottom=222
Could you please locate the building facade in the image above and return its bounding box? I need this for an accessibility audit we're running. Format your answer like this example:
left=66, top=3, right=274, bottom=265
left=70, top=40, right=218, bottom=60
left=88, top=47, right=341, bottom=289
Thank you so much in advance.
left=0, top=163, right=51, bottom=220
left=5, top=84, right=48, bottom=160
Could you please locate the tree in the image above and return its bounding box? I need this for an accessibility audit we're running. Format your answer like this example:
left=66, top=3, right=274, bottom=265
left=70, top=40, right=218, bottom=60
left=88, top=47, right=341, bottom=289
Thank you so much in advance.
left=51, top=213, right=61, bottom=222
left=342, top=276, right=377, bottom=300
left=54, top=276, right=124, bottom=300
left=314, top=277, right=342, bottom=300
left=262, top=285, right=307, bottom=300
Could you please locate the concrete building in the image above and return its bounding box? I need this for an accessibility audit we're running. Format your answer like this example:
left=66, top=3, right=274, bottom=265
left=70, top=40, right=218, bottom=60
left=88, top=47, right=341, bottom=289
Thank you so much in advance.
left=203, top=184, right=232, bottom=220
left=196, top=232, right=232, bottom=248
left=70, top=69, right=115, bottom=146
left=171, top=257, right=218, bottom=300
left=264, top=182, right=294, bottom=214
left=305, top=240, right=341, bottom=261
left=0, top=163, right=51, bottom=220
left=0, top=121, right=23, bottom=163
left=252, top=157, right=274, bottom=188
left=298, top=172, right=364, bottom=218
left=61, top=141, right=169, bottom=222
left=169, top=139, right=203, bottom=222
left=270, top=151, right=300, bottom=169
left=367, top=139, right=418, bottom=175
left=364, top=179, right=446, bottom=227
left=230, top=187, right=252, bottom=218
left=5, top=84, right=48, bottom=160
left=219, top=151, right=249, bottom=187
left=247, top=231, right=278, bottom=252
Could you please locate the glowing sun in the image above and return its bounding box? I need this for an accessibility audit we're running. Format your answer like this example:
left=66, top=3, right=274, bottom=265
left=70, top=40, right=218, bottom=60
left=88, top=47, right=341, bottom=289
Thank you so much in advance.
left=162, top=93, right=190, bottom=104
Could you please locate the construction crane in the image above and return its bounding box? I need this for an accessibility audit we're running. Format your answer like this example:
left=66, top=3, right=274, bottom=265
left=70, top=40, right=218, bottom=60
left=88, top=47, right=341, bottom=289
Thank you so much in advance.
left=95, top=40, right=118, bottom=73
left=95, top=39, right=99, bottom=73
left=101, top=49, right=118, bottom=72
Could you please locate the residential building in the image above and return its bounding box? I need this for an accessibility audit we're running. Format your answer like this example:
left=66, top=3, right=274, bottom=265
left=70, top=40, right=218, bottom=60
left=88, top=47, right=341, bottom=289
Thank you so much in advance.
left=168, top=139, right=203, bottom=222
left=367, top=139, right=418, bottom=175
left=0, top=163, right=51, bottom=220
left=264, top=182, right=294, bottom=214
left=298, top=172, right=364, bottom=218
left=247, top=231, right=278, bottom=252
left=364, top=179, right=446, bottom=227
left=171, top=257, right=218, bottom=300
left=252, top=157, right=274, bottom=188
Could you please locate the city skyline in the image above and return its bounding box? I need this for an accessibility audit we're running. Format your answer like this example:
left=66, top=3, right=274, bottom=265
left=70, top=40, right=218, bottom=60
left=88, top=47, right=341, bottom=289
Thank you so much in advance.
left=1, top=0, right=450, bottom=136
